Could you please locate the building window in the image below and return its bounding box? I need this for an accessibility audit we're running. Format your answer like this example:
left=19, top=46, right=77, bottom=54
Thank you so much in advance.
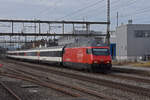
left=135, top=30, right=150, bottom=38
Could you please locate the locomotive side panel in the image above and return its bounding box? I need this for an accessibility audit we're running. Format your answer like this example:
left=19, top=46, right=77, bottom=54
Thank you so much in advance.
left=63, top=46, right=112, bottom=72
left=63, top=47, right=92, bottom=70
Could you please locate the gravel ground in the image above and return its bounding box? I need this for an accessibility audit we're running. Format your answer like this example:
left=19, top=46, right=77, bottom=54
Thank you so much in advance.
left=1, top=59, right=150, bottom=100
left=0, top=82, right=16, bottom=100
left=3, top=62, right=149, bottom=100
left=38, top=70, right=150, bottom=100
left=22, top=61, right=150, bottom=90
left=48, top=65, right=150, bottom=89
left=0, top=75, right=85, bottom=100
left=2, top=66, right=103, bottom=100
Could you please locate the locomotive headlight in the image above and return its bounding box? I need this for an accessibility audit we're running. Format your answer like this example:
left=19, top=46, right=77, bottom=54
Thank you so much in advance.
left=106, top=61, right=111, bottom=64
left=93, top=61, right=99, bottom=64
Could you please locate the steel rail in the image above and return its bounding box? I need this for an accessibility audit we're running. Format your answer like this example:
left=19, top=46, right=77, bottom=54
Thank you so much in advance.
left=0, top=82, right=22, bottom=100
left=109, top=73, right=150, bottom=84
left=4, top=66, right=116, bottom=100
left=16, top=68, right=117, bottom=100
left=0, top=72, right=81, bottom=97
left=10, top=60, right=150, bottom=97
left=112, top=68, right=150, bottom=77
left=3, top=59, right=150, bottom=97
left=92, top=73, right=150, bottom=84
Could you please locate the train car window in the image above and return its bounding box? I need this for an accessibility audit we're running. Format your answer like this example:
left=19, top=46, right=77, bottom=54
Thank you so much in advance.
left=40, top=51, right=62, bottom=57
left=26, top=52, right=37, bottom=56
left=19, top=53, right=24, bottom=56
left=9, top=53, right=15, bottom=55
left=86, top=49, right=92, bottom=54
left=57, top=51, right=62, bottom=57
left=54, top=51, right=62, bottom=57
left=40, top=52, right=48, bottom=56
left=10, top=53, right=13, bottom=55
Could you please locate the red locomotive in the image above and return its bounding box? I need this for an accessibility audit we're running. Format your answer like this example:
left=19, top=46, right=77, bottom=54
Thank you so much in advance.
left=7, top=38, right=112, bottom=73
left=63, top=39, right=112, bottom=72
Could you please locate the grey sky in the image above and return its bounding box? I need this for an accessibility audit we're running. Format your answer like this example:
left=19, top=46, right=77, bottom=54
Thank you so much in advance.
left=0, top=0, right=149, bottom=29
left=0, top=0, right=149, bottom=48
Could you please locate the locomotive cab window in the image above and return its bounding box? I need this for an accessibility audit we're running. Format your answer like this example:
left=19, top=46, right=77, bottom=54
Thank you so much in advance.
left=92, top=48, right=110, bottom=56
left=86, top=49, right=92, bottom=54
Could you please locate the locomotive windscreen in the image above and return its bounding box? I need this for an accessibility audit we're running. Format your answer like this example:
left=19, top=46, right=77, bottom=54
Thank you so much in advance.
left=92, top=48, right=110, bottom=56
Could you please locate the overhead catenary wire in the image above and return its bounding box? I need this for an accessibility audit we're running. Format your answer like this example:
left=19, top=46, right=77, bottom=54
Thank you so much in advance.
left=32, top=0, right=62, bottom=19
left=56, top=0, right=105, bottom=20
left=74, top=0, right=131, bottom=21
left=102, top=0, right=150, bottom=26
left=31, top=0, right=150, bottom=25
left=108, top=5, right=150, bottom=25
left=98, top=0, right=137, bottom=19
left=59, top=0, right=121, bottom=21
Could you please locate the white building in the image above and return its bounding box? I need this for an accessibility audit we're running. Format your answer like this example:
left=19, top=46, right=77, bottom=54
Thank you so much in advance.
left=115, top=24, right=150, bottom=61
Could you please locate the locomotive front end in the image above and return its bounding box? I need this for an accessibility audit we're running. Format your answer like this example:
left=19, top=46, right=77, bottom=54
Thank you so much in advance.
left=91, top=47, right=112, bottom=72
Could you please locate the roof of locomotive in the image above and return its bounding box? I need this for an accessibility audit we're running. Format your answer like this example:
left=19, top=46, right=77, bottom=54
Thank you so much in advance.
left=66, top=38, right=108, bottom=48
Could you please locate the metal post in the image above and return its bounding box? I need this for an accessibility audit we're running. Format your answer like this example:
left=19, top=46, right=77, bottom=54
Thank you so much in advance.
left=39, top=21, right=41, bottom=34
left=48, top=23, right=52, bottom=40
left=34, top=22, right=36, bottom=33
left=86, top=24, right=90, bottom=38
left=4, top=37, right=6, bottom=49
left=22, top=22, right=27, bottom=48
left=48, top=23, right=51, bottom=34
left=117, top=12, right=119, bottom=27
left=39, top=21, right=42, bottom=40
left=62, top=23, right=64, bottom=34
left=18, top=36, right=19, bottom=49
left=12, top=22, right=14, bottom=33
left=9, top=36, right=11, bottom=49
left=34, top=22, right=36, bottom=41
left=22, top=23, right=25, bottom=32
left=25, top=36, right=27, bottom=45
left=73, top=24, right=75, bottom=34
left=10, top=22, right=14, bottom=47
left=54, top=32, right=56, bottom=42
left=86, top=24, right=90, bottom=35
left=106, top=0, right=110, bottom=46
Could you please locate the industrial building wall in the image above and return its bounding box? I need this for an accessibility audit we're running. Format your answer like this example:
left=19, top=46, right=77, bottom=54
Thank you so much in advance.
left=116, top=25, right=128, bottom=60
left=127, top=24, right=150, bottom=59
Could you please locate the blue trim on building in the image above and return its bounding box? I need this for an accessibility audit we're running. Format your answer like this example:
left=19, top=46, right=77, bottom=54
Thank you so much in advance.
left=110, top=43, right=116, bottom=59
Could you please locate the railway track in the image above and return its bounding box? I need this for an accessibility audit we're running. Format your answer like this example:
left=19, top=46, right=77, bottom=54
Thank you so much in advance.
left=112, top=67, right=150, bottom=77
left=1, top=65, right=115, bottom=100
left=1, top=70, right=81, bottom=98
left=103, top=73, right=150, bottom=84
left=0, top=81, right=22, bottom=100
left=3, top=59, right=150, bottom=98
